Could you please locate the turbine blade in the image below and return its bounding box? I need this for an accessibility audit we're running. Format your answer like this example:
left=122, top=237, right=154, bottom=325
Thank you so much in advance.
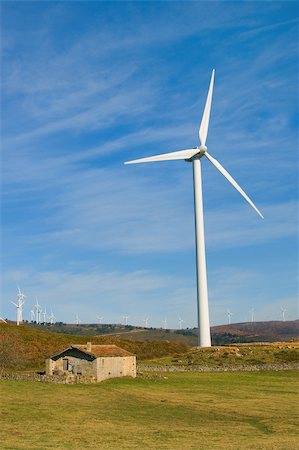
left=199, top=69, right=215, bottom=146
left=124, top=148, right=199, bottom=165
left=204, top=152, right=264, bottom=219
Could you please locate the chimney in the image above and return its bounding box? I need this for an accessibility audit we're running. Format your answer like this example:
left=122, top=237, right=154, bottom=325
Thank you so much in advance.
left=86, top=342, right=92, bottom=352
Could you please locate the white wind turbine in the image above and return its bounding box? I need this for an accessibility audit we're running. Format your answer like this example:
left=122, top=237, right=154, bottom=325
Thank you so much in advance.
left=125, top=70, right=263, bottom=347
left=11, top=287, right=25, bottom=326
left=178, top=317, right=185, bottom=330
left=30, top=309, right=35, bottom=322
left=43, top=306, right=47, bottom=324
left=250, top=307, right=255, bottom=323
left=48, top=309, right=56, bottom=325
left=123, top=315, right=129, bottom=326
left=34, top=297, right=42, bottom=324
left=143, top=317, right=149, bottom=328
left=97, top=316, right=104, bottom=324
left=281, top=306, right=287, bottom=322
left=162, top=318, right=167, bottom=330
left=75, top=313, right=81, bottom=326
left=227, top=309, right=234, bottom=325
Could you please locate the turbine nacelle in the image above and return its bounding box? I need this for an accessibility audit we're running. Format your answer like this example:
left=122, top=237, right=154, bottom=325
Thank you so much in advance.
left=185, top=145, right=207, bottom=162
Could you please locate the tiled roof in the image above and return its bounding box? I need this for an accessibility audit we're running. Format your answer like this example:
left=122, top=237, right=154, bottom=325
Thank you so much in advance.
left=72, top=344, right=134, bottom=358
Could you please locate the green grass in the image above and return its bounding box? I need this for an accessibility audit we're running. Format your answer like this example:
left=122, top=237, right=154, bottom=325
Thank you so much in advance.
left=145, top=343, right=299, bottom=367
left=1, top=371, right=298, bottom=449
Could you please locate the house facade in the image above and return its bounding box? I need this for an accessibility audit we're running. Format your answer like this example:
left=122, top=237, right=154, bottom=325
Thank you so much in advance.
left=46, top=342, right=136, bottom=382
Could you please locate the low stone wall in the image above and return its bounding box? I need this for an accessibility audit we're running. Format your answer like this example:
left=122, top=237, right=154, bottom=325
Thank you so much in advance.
left=0, top=372, right=97, bottom=384
left=0, top=362, right=298, bottom=383
left=137, top=363, right=299, bottom=373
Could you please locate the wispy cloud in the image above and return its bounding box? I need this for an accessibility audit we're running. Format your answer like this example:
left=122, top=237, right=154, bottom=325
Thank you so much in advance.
left=1, top=1, right=297, bottom=326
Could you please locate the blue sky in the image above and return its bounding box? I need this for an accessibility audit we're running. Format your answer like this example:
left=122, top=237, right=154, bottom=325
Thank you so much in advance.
left=1, top=1, right=298, bottom=328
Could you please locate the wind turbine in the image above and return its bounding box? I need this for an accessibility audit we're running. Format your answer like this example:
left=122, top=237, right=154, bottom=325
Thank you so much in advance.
left=97, top=316, right=104, bottom=324
left=75, top=313, right=81, bottom=326
left=250, top=307, right=255, bottom=323
left=123, top=315, right=129, bottom=326
left=227, top=309, right=234, bottom=325
left=178, top=317, right=185, bottom=330
left=34, top=297, right=42, bottom=324
left=162, top=318, right=167, bottom=330
left=143, top=317, right=149, bottom=328
left=281, top=306, right=287, bottom=322
left=30, top=309, right=35, bottom=322
left=48, top=309, right=56, bottom=325
left=125, top=70, right=263, bottom=347
left=11, top=287, right=25, bottom=326
left=43, top=306, right=47, bottom=324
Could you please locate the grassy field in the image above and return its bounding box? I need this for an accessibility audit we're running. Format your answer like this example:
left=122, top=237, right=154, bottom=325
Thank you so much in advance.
left=1, top=371, right=298, bottom=449
left=145, top=341, right=299, bottom=367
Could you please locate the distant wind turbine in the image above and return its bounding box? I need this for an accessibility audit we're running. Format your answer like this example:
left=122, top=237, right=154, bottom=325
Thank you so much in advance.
left=143, top=317, right=149, bottom=328
left=43, top=306, right=47, bottom=324
left=125, top=70, right=264, bottom=347
left=123, top=315, right=129, bottom=326
left=250, top=308, right=255, bottom=323
left=97, top=316, right=104, bottom=324
left=75, top=313, right=81, bottom=326
left=178, top=317, right=185, bottom=330
left=30, top=309, right=35, bottom=322
left=227, top=310, right=234, bottom=325
left=11, top=287, right=25, bottom=326
left=48, top=309, right=56, bottom=325
left=162, top=318, right=167, bottom=330
left=281, top=307, right=287, bottom=322
left=34, top=297, right=42, bottom=324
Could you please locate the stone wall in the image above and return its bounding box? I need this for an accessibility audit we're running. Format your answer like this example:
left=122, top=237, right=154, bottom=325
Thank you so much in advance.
left=96, top=356, right=136, bottom=381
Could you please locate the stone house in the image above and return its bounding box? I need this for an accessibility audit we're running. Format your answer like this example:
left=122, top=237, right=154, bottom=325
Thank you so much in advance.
left=46, top=342, right=136, bottom=382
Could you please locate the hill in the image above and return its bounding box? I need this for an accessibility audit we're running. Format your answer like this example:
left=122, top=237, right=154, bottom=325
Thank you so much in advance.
left=0, top=322, right=188, bottom=371
left=21, top=320, right=298, bottom=346
left=211, top=320, right=299, bottom=344
left=1, top=321, right=298, bottom=372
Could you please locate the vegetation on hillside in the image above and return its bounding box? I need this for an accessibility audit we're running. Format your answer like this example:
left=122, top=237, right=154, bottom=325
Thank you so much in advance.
left=21, top=319, right=299, bottom=346
left=1, top=323, right=298, bottom=372
left=0, top=323, right=188, bottom=370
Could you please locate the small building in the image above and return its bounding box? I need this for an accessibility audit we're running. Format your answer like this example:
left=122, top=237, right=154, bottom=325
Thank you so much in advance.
left=46, top=342, right=136, bottom=382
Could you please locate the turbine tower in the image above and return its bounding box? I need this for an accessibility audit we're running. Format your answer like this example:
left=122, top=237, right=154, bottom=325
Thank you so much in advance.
left=125, top=70, right=263, bottom=347
left=162, top=318, right=167, bottom=330
left=34, top=297, right=42, bottom=324
left=75, top=313, right=81, bottom=326
left=11, top=287, right=25, bottom=326
left=281, top=306, right=287, bottom=322
left=30, top=309, right=35, bottom=322
left=48, top=309, right=56, bottom=325
left=43, top=306, right=47, bottom=324
left=178, top=317, right=185, bottom=330
left=123, top=315, right=129, bottom=326
left=227, top=309, right=233, bottom=325
left=250, top=307, right=255, bottom=323
left=97, top=316, right=104, bottom=324
left=143, top=317, right=149, bottom=328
